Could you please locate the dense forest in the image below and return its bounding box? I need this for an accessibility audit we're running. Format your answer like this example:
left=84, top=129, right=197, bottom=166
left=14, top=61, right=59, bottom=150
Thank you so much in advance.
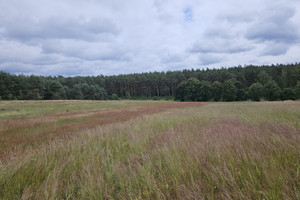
left=0, top=63, right=299, bottom=101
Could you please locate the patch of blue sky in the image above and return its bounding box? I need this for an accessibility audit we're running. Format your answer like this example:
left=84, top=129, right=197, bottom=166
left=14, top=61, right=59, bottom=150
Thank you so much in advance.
left=184, top=8, right=193, bottom=22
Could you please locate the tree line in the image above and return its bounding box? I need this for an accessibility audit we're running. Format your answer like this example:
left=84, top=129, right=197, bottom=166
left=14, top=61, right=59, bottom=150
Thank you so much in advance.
left=0, top=63, right=299, bottom=101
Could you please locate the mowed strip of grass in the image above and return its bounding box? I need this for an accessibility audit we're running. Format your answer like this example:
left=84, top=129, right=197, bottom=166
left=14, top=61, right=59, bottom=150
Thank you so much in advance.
left=0, top=101, right=202, bottom=160
left=0, top=101, right=299, bottom=199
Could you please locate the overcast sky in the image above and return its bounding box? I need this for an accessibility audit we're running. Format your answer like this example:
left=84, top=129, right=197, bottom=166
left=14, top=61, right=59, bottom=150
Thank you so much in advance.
left=0, top=0, right=299, bottom=76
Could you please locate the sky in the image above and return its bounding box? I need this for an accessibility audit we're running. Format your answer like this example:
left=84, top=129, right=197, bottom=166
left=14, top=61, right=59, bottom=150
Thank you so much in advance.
left=0, top=0, right=299, bottom=76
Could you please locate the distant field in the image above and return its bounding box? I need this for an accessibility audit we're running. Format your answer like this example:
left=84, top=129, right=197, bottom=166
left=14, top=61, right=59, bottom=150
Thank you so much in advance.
left=0, top=100, right=299, bottom=199
left=0, top=100, right=153, bottom=118
left=0, top=100, right=201, bottom=158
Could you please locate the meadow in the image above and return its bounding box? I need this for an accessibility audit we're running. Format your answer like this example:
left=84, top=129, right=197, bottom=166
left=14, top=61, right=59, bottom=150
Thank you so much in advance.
left=0, top=100, right=299, bottom=199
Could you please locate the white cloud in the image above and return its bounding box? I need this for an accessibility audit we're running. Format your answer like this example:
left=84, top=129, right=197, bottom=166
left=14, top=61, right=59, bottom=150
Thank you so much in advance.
left=0, top=0, right=299, bottom=76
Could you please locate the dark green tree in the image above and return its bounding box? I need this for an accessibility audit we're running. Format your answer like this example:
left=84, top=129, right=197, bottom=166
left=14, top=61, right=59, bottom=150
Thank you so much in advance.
left=64, top=86, right=71, bottom=99
left=257, top=70, right=271, bottom=85
left=247, top=82, right=264, bottom=101
left=244, top=66, right=260, bottom=87
left=174, top=82, right=185, bottom=101
left=222, top=80, right=237, bottom=101
left=94, top=85, right=107, bottom=100
left=211, top=81, right=223, bottom=101
left=174, top=78, right=200, bottom=101
left=197, top=81, right=212, bottom=101
left=295, top=81, right=300, bottom=99
left=263, top=81, right=281, bottom=101
left=70, top=84, right=84, bottom=100
left=281, top=88, right=296, bottom=100
left=44, top=80, right=66, bottom=100
left=0, top=63, right=299, bottom=101
left=161, top=86, right=170, bottom=96
left=80, top=83, right=91, bottom=100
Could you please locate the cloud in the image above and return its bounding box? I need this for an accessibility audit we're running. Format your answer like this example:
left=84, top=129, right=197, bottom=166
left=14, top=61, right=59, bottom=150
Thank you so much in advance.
left=220, top=13, right=253, bottom=24
left=160, top=51, right=184, bottom=64
left=0, top=0, right=300, bottom=76
left=203, top=27, right=235, bottom=39
left=190, top=39, right=252, bottom=54
left=40, top=39, right=130, bottom=61
left=246, top=6, right=299, bottom=43
left=261, top=42, right=289, bottom=56
left=0, top=63, right=36, bottom=74
left=2, top=17, right=119, bottom=42
left=0, top=39, right=42, bottom=63
left=198, top=54, right=223, bottom=65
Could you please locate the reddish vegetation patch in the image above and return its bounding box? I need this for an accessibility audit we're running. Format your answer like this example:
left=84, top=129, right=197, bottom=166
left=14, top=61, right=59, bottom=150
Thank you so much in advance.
left=0, top=102, right=204, bottom=161
left=148, top=116, right=300, bottom=155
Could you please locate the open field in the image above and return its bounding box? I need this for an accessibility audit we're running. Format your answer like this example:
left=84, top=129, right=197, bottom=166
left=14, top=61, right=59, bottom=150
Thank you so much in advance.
left=0, top=100, right=201, bottom=159
left=0, top=100, right=299, bottom=199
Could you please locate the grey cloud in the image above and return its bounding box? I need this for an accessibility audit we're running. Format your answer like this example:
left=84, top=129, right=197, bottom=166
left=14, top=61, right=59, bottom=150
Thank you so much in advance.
left=198, top=54, right=223, bottom=65
left=0, top=39, right=79, bottom=66
left=190, top=40, right=252, bottom=54
left=0, top=63, right=35, bottom=74
left=204, top=27, right=234, bottom=39
left=261, top=43, right=289, bottom=56
left=160, top=51, right=184, bottom=64
left=222, top=14, right=253, bottom=24
left=1, top=60, right=90, bottom=77
left=40, top=39, right=130, bottom=62
left=246, top=22, right=298, bottom=43
left=246, top=6, right=299, bottom=43
left=28, top=55, right=79, bottom=66
left=2, top=17, right=119, bottom=42
left=0, top=39, right=41, bottom=63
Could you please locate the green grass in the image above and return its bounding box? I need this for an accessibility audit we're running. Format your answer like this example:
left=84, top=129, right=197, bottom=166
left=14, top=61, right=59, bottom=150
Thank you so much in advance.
left=0, top=101, right=299, bottom=199
left=216, top=101, right=300, bottom=128
left=0, top=100, right=152, bottom=118
left=0, top=100, right=155, bottom=155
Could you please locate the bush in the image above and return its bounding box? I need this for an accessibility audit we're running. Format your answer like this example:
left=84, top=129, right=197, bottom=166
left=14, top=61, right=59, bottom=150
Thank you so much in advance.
left=111, top=93, right=119, bottom=100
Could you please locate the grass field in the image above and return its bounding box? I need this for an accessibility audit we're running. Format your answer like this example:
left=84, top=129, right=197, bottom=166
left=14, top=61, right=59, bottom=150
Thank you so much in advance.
left=0, top=100, right=299, bottom=199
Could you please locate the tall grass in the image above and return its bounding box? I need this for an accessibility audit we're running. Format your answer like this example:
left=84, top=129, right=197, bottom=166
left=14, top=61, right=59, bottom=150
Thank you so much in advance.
left=0, top=101, right=299, bottom=199
left=0, top=101, right=200, bottom=156
left=0, top=100, right=152, bottom=118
